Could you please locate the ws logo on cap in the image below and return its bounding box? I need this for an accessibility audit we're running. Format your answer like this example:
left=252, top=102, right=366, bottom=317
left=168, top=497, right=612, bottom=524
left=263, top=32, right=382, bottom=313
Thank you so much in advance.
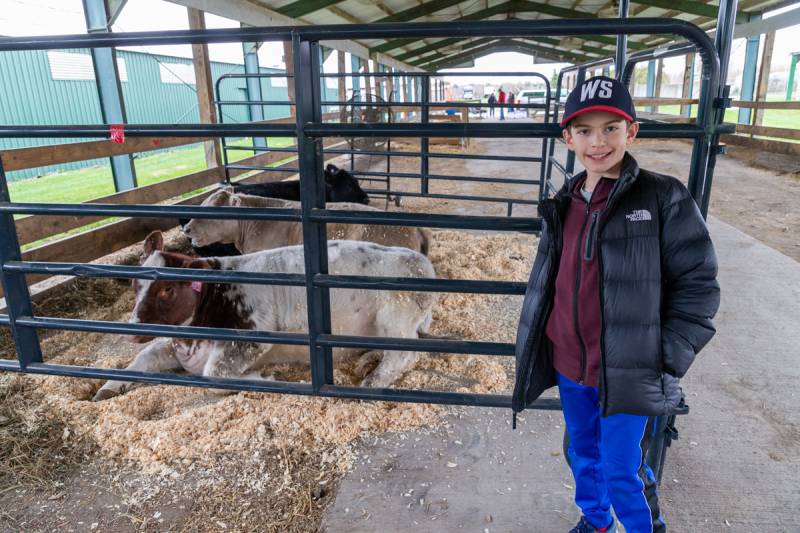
left=580, top=79, right=614, bottom=102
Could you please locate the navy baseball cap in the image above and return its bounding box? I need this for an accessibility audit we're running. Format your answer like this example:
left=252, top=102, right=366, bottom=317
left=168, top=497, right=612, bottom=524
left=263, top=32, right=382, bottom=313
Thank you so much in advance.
left=560, top=76, right=636, bottom=127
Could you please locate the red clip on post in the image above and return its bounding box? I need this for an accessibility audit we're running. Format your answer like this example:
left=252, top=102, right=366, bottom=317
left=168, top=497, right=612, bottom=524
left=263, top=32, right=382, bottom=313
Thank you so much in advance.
left=109, top=124, right=125, bottom=144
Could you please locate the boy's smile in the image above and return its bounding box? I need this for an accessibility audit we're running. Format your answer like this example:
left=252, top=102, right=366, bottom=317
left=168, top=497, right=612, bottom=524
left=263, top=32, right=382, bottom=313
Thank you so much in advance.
left=562, top=111, right=639, bottom=185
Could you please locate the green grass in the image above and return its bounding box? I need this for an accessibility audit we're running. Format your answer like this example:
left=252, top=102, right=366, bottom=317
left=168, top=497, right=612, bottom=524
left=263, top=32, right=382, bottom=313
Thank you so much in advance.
left=9, top=137, right=298, bottom=250
left=9, top=137, right=296, bottom=204
left=638, top=104, right=800, bottom=132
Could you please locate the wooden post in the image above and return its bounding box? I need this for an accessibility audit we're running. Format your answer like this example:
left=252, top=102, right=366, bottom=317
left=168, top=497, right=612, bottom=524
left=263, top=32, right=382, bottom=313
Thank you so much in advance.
left=283, top=40, right=296, bottom=119
left=337, top=50, right=347, bottom=123
left=681, top=53, right=695, bottom=117
left=753, top=31, right=776, bottom=128
left=186, top=8, right=223, bottom=175
left=401, top=75, right=408, bottom=120
left=654, top=58, right=664, bottom=113
left=363, top=59, right=373, bottom=102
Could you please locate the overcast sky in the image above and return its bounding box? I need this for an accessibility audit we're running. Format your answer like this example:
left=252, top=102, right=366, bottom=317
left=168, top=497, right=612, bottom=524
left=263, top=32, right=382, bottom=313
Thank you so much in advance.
left=0, top=0, right=797, bottom=86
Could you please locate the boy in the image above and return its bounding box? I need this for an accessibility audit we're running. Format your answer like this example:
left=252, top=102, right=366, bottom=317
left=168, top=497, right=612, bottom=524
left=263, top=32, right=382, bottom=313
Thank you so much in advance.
left=512, top=76, right=720, bottom=533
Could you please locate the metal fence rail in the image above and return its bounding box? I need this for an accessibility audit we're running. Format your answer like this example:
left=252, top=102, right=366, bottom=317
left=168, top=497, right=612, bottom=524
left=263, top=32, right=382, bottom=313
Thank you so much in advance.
left=0, top=18, right=730, bottom=414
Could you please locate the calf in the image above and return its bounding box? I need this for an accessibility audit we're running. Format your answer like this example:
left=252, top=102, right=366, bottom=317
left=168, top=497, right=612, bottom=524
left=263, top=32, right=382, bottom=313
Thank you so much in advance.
left=183, top=188, right=431, bottom=256
left=182, top=163, right=370, bottom=257
left=92, top=231, right=436, bottom=401
left=234, top=164, right=370, bottom=205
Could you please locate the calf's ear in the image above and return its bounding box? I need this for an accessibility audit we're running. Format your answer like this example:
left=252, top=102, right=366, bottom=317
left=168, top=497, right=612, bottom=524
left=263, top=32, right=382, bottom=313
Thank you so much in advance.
left=143, top=231, right=164, bottom=257
left=220, top=185, right=235, bottom=195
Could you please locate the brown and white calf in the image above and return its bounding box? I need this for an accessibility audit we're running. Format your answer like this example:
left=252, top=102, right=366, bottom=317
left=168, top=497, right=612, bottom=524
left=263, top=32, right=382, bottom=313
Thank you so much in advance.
left=92, top=231, right=436, bottom=401
left=182, top=188, right=431, bottom=256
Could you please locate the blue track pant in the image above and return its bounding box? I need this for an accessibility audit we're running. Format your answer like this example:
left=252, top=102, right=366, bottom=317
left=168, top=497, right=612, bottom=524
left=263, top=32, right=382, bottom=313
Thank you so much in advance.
left=557, top=372, right=666, bottom=533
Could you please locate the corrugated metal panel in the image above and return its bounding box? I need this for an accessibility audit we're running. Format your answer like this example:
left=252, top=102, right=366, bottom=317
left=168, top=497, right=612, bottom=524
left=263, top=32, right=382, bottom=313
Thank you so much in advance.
left=0, top=49, right=309, bottom=182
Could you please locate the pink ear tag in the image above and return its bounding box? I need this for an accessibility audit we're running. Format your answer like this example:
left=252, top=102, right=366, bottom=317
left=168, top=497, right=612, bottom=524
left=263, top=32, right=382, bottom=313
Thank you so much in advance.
left=191, top=281, right=202, bottom=293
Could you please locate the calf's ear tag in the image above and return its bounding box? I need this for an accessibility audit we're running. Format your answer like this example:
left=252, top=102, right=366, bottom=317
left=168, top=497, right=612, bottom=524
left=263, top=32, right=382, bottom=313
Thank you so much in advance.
left=191, top=281, right=202, bottom=293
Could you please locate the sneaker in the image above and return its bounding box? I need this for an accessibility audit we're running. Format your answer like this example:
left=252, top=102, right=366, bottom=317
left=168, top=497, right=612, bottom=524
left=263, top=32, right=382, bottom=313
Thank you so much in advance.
left=569, top=516, right=617, bottom=533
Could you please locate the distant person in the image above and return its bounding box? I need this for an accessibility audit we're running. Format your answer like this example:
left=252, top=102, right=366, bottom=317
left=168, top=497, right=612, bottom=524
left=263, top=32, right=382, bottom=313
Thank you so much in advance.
left=498, top=88, right=507, bottom=120
left=508, top=92, right=516, bottom=116
left=487, top=92, right=497, bottom=117
left=512, top=75, right=720, bottom=533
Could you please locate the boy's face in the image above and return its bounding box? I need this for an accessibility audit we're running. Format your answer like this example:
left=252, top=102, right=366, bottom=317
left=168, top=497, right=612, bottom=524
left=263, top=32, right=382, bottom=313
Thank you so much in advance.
left=562, top=111, right=639, bottom=180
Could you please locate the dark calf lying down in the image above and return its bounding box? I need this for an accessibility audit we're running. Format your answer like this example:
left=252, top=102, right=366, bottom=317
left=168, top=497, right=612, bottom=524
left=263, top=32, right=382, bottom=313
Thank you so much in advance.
left=181, top=164, right=369, bottom=257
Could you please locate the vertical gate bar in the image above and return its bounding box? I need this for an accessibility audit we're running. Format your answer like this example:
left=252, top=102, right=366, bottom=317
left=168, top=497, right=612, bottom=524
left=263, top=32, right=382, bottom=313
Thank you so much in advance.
left=349, top=55, right=361, bottom=172
left=293, top=34, right=334, bottom=390
left=546, top=70, right=566, bottom=187
left=538, top=81, right=552, bottom=204
left=700, top=0, right=738, bottom=217
left=0, top=159, right=43, bottom=367
left=421, top=74, right=430, bottom=196
left=565, top=68, right=585, bottom=177
left=215, top=74, right=232, bottom=184
left=616, top=0, right=629, bottom=79
left=243, top=36, right=267, bottom=150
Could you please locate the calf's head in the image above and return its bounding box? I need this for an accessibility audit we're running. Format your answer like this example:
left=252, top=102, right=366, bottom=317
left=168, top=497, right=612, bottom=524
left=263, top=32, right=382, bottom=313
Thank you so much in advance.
left=129, top=231, right=212, bottom=343
left=182, top=187, right=241, bottom=247
left=324, top=164, right=370, bottom=205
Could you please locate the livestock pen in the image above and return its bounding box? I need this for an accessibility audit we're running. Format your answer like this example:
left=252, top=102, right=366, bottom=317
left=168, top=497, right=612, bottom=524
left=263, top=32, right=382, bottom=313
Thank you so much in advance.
left=0, top=9, right=738, bottom=531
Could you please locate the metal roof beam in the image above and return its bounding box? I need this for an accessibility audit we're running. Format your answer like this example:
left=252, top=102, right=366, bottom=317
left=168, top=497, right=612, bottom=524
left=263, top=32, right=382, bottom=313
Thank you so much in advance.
left=395, top=37, right=463, bottom=62
left=163, top=0, right=423, bottom=70
left=426, top=38, right=590, bottom=70
left=373, top=1, right=650, bottom=56
left=376, top=0, right=468, bottom=23
left=401, top=32, right=609, bottom=66
left=631, top=0, right=749, bottom=23
left=277, top=0, right=346, bottom=18
left=410, top=37, right=498, bottom=66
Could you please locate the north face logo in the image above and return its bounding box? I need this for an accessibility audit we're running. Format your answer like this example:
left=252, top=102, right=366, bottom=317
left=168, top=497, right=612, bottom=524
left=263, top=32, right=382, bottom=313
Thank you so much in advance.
left=625, top=209, right=652, bottom=222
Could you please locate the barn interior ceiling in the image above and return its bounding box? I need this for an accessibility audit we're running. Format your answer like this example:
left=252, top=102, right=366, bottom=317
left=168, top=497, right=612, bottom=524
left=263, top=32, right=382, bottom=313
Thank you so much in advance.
left=164, top=0, right=794, bottom=70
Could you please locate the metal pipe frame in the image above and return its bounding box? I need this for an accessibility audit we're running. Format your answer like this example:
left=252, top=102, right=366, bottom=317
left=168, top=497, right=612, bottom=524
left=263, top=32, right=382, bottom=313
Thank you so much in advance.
left=0, top=18, right=725, bottom=408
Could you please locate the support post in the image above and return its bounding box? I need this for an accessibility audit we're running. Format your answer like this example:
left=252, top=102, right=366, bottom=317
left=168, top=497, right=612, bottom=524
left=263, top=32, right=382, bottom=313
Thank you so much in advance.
left=565, top=68, right=586, bottom=176
left=363, top=58, right=373, bottom=102
left=654, top=58, right=664, bottom=114
left=753, top=30, right=776, bottom=127
left=293, top=35, right=334, bottom=391
left=616, top=0, right=629, bottom=79
left=242, top=37, right=267, bottom=149
left=82, top=0, right=137, bottom=192
left=738, top=21, right=761, bottom=125
left=187, top=8, right=223, bottom=176
left=350, top=54, right=361, bottom=96
left=0, top=159, right=43, bottom=367
left=646, top=60, right=656, bottom=113
left=681, top=53, right=695, bottom=117
left=283, top=40, right=297, bottom=118
left=421, top=75, right=430, bottom=195
left=787, top=52, right=799, bottom=101
left=337, top=50, right=347, bottom=123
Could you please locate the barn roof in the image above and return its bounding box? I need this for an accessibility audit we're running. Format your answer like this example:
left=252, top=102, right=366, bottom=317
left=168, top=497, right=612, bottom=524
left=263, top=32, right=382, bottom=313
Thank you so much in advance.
left=165, top=0, right=794, bottom=70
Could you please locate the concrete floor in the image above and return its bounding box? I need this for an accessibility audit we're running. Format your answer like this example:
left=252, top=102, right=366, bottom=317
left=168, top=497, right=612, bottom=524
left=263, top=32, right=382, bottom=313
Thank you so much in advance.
left=321, top=216, right=800, bottom=533
left=321, top=130, right=800, bottom=532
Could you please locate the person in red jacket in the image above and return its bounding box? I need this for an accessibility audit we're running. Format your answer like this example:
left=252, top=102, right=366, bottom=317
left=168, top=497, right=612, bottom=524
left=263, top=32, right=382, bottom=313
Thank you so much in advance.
left=498, top=88, right=507, bottom=120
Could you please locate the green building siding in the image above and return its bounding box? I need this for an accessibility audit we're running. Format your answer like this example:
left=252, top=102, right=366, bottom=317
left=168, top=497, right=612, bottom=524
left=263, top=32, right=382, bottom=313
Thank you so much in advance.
left=0, top=48, right=333, bottom=181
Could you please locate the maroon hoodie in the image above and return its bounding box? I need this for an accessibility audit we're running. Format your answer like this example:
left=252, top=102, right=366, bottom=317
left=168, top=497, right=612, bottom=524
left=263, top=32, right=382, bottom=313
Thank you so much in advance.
left=544, top=174, right=616, bottom=387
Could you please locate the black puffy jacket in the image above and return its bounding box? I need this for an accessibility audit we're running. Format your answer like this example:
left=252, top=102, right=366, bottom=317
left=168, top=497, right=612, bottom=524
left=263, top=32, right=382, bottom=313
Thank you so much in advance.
left=512, top=153, right=720, bottom=417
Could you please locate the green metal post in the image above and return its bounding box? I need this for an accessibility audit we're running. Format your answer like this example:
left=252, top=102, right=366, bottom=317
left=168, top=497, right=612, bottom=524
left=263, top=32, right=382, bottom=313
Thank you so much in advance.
left=738, top=18, right=761, bottom=124
left=82, top=0, right=137, bottom=192
left=786, top=53, right=799, bottom=101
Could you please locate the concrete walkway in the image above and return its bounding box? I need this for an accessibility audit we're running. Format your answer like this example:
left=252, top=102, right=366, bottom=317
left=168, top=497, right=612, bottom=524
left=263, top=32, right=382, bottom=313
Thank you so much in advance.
left=321, top=217, right=800, bottom=532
